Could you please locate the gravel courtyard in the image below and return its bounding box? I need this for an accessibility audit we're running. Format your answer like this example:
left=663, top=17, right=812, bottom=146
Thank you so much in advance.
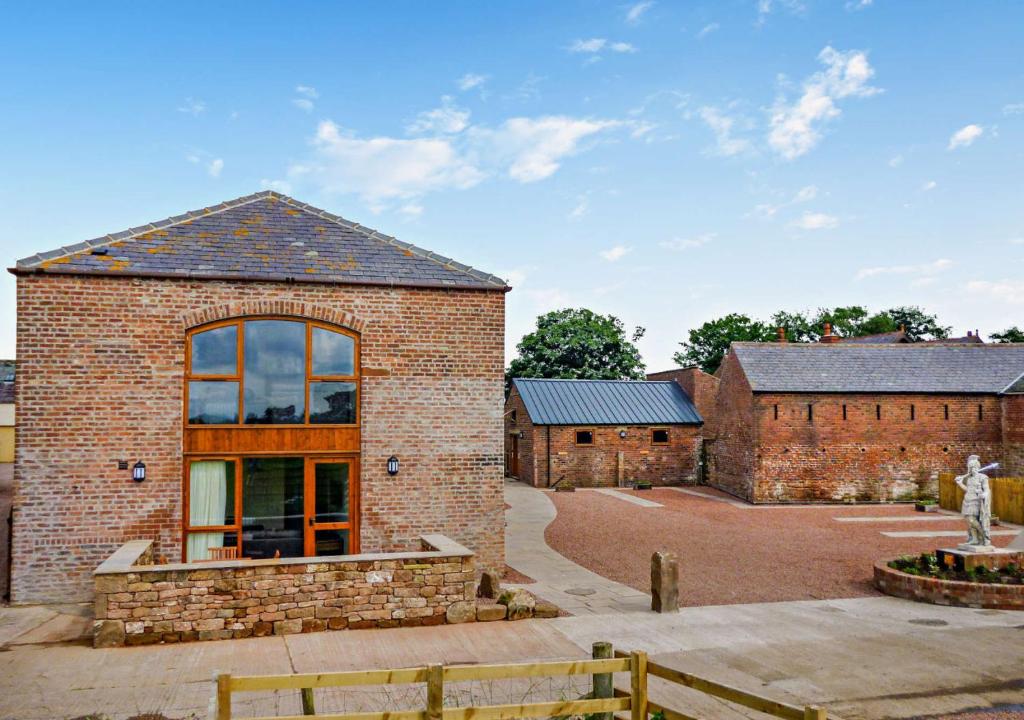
left=545, top=487, right=1019, bottom=606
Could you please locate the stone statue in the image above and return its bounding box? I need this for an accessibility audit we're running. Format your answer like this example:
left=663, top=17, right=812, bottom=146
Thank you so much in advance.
left=955, top=455, right=993, bottom=551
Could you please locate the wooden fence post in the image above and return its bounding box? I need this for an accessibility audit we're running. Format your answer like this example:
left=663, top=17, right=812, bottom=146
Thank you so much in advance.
left=427, top=664, right=444, bottom=720
left=804, top=705, right=827, bottom=720
left=592, top=641, right=613, bottom=720
left=301, top=687, right=316, bottom=715
left=216, top=673, right=232, bottom=720
left=630, top=651, right=648, bottom=720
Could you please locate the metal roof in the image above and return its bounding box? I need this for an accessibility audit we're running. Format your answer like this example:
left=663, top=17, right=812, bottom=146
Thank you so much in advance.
left=731, top=342, right=1024, bottom=394
left=513, top=378, right=702, bottom=425
left=12, top=191, right=509, bottom=291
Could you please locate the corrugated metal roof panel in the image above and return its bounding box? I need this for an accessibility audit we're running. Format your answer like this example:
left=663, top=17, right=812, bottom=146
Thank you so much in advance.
left=731, top=343, right=1024, bottom=394
left=513, top=378, right=702, bottom=425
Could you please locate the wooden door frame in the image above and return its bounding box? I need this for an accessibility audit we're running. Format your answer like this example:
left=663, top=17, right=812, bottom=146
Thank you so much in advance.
left=303, top=456, right=360, bottom=556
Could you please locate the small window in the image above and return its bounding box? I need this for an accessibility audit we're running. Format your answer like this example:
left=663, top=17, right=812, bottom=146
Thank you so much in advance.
left=910, top=404, right=915, bottom=421
left=773, top=404, right=779, bottom=420
left=575, top=430, right=594, bottom=445
left=978, top=404, right=984, bottom=421
left=510, top=410, right=517, bottom=423
left=944, top=404, right=950, bottom=420
left=807, top=404, right=813, bottom=422
left=842, top=404, right=847, bottom=421
left=652, top=428, right=669, bottom=445
left=876, top=404, right=882, bottom=420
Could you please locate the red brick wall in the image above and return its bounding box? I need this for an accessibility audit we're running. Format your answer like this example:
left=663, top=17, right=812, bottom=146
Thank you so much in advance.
left=1001, top=394, right=1024, bottom=475
left=14, top=273, right=505, bottom=603
left=705, top=352, right=757, bottom=500
left=647, top=368, right=719, bottom=436
left=751, top=393, right=1004, bottom=502
left=503, top=387, right=538, bottom=486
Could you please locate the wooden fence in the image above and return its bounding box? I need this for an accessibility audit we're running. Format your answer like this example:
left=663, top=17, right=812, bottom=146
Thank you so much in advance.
left=938, top=473, right=1024, bottom=525
left=212, top=642, right=828, bottom=720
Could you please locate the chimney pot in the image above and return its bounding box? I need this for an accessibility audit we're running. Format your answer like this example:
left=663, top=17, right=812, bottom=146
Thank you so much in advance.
left=777, top=327, right=787, bottom=343
left=820, top=322, right=839, bottom=343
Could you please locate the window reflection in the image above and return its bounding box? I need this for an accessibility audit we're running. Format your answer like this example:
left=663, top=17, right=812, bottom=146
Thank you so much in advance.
left=310, top=382, right=357, bottom=424
left=243, top=320, right=306, bottom=424
left=312, top=327, right=355, bottom=376
left=191, top=325, right=237, bottom=375
left=188, top=382, right=239, bottom=424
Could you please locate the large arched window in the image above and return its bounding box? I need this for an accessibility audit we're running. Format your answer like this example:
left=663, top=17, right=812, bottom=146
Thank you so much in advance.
left=186, top=318, right=359, bottom=426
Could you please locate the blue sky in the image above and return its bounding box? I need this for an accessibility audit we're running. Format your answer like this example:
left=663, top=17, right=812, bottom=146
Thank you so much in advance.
left=2, top=1, right=1022, bottom=368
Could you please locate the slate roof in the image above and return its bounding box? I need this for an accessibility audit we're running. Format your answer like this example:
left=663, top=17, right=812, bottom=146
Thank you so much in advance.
left=730, top=342, right=1024, bottom=394
left=12, top=191, right=508, bottom=291
left=837, top=330, right=908, bottom=344
left=512, top=378, right=702, bottom=425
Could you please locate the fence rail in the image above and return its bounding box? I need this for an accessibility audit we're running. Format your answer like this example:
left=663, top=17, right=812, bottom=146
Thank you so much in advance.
left=213, top=643, right=828, bottom=720
left=938, top=473, right=1024, bottom=525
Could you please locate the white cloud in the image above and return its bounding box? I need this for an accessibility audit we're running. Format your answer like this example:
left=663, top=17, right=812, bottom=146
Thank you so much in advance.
left=845, top=0, right=872, bottom=9
left=792, top=211, right=839, bottom=230
left=888, top=154, right=904, bottom=168
left=568, top=38, right=636, bottom=54
left=398, top=203, right=423, bottom=218
left=698, top=106, right=751, bottom=156
left=967, top=279, right=1024, bottom=304
left=768, top=46, right=880, bottom=160
left=599, top=245, right=632, bottom=261
left=260, top=179, right=292, bottom=194
left=568, top=195, right=589, bottom=220
left=697, top=22, right=720, bottom=38
left=292, top=120, right=484, bottom=201
left=659, top=233, right=715, bottom=250
left=752, top=185, right=817, bottom=218
left=296, top=85, right=318, bottom=98
left=757, top=0, right=806, bottom=25
left=626, top=0, right=654, bottom=24
left=292, top=85, right=319, bottom=112
left=856, top=258, right=952, bottom=280
left=1009, top=237, right=1024, bottom=245
left=1004, top=102, right=1024, bottom=116
left=948, top=124, right=984, bottom=150
left=792, top=185, right=818, bottom=202
left=407, top=96, right=471, bottom=135
left=207, top=158, right=224, bottom=178
left=457, top=73, right=488, bottom=92
left=473, top=116, right=621, bottom=183
left=177, top=97, right=206, bottom=116
left=922, top=180, right=937, bottom=191
left=293, top=98, right=315, bottom=112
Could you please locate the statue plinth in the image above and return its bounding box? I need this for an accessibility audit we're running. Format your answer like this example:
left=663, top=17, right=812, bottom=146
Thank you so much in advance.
left=937, top=547, right=1023, bottom=573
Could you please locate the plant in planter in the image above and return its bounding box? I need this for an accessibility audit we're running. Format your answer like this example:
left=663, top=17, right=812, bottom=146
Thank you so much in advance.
left=915, top=498, right=939, bottom=512
left=635, top=481, right=653, bottom=491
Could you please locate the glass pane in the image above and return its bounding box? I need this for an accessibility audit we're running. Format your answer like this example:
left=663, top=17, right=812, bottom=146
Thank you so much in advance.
left=309, top=382, right=357, bottom=424
left=186, top=532, right=238, bottom=562
left=189, top=460, right=235, bottom=526
left=315, top=529, right=350, bottom=557
left=241, top=458, right=305, bottom=560
left=315, top=463, right=349, bottom=523
left=188, top=381, right=239, bottom=424
left=311, top=327, right=355, bottom=376
left=191, top=325, right=238, bottom=375
left=243, top=320, right=306, bottom=424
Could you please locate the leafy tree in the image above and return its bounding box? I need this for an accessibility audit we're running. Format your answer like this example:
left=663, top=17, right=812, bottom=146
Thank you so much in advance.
left=506, top=308, right=646, bottom=387
left=672, top=313, right=774, bottom=374
left=991, top=326, right=1024, bottom=343
left=770, top=310, right=818, bottom=343
left=881, top=306, right=951, bottom=341
left=814, top=305, right=875, bottom=337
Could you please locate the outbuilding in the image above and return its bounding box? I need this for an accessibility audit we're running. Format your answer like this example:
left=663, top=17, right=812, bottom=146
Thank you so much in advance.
left=504, top=378, right=703, bottom=488
left=10, top=191, right=508, bottom=604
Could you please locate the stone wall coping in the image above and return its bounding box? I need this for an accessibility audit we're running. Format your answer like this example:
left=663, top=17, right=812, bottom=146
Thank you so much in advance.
left=873, top=558, right=1023, bottom=591
left=94, top=534, right=472, bottom=576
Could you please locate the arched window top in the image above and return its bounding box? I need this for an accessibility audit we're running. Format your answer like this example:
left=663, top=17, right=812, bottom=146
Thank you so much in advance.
left=186, top=317, right=359, bottom=426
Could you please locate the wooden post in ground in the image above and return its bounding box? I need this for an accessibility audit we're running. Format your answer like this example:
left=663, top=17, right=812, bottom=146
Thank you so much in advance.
left=651, top=551, right=679, bottom=613
left=301, top=687, right=316, bottom=715
left=630, top=651, right=648, bottom=720
left=427, top=664, right=444, bottom=720
left=216, top=673, right=232, bottom=720
left=592, top=641, right=614, bottom=720
left=804, top=706, right=827, bottom=720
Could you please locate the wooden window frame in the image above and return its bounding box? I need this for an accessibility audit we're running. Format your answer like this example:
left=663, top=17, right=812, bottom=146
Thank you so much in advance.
left=183, top=456, right=243, bottom=561
left=651, top=428, right=670, bottom=445
left=574, top=429, right=595, bottom=446
left=184, top=316, right=361, bottom=429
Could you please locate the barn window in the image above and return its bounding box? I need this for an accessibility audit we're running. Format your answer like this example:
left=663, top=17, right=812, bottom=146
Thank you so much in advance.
left=773, top=404, right=779, bottom=420
left=876, top=404, right=882, bottom=420
left=807, top=404, right=813, bottom=422
left=944, top=404, right=949, bottom=420
left=910, top=404, right=916, bottom=421
left=842, top=404, right=847, bottom=420
left=978, top=404, right=984, bottom=421
left=575, top=430, right=594, bottom=445
left=651, top=428, right=669, bottom=445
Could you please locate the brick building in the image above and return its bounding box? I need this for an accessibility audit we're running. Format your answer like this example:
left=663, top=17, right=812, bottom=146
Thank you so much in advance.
left=505, top=379, right=703, bottom=488
left=704, top=343, right=1024, bottom=503
left=10, top=191, right=508, bottom=603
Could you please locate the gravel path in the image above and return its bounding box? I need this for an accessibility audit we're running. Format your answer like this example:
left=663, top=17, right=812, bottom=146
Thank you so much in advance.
left=545, top=487, right=1019, bottom=606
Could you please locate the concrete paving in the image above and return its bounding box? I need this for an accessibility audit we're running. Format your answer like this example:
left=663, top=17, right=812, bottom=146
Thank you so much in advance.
left=594, top=488, right=664, bottom=507
left=504, top=479, right=652, bottom=615
left=880, top=529, right=1020, bottom=539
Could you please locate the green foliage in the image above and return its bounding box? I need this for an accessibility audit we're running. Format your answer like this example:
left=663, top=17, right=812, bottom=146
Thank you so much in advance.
left=888, top=553, right=1024, bottom=585
left=506, top=308, right=646, bottom=387
left=676, top=305, right=951, bottom=374
left=990, top=326, right=1024, bottom=343
left=672, top=313, right=775, bottom=374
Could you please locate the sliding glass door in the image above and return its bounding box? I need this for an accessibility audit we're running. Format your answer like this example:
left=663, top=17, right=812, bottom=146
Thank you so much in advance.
left=183, top=456, right=359, bottom=561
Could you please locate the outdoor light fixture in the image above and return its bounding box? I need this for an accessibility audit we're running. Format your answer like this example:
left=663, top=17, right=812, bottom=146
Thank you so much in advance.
left=387, top=456, right=399, bottom=476
left=619, top=430, right=627, bottom=439
left=132, top=461, right=146, bottom=483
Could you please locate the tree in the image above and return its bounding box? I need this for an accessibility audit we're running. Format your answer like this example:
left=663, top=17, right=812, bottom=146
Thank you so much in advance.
left=991, top=326, right=1024, bottom=343
left=506, top=308, right=646, bottom=387
left=673, top=313, right=775, bottom=374
left=880, top=306, right=951, bottom=341
left=770, top=310, right=818, bottom=343
left=813, top=306, right=876, bottom=337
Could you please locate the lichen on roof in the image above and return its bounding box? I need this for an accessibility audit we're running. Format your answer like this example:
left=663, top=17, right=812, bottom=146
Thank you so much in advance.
left=14, top=191, right=509, bottom=291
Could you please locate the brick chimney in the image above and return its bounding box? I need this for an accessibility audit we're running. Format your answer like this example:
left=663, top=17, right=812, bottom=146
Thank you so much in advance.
left=820, top=322, right=839, bottom=343
left=777, top=327, right=787, bottom=343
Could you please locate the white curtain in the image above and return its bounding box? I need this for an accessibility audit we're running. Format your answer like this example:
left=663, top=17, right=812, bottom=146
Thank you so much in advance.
left=187, top=461, right=228, bottom=562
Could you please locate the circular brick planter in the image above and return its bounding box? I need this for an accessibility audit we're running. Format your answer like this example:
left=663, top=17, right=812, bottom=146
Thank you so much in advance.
left=874, top=560, right=1024, bottom=610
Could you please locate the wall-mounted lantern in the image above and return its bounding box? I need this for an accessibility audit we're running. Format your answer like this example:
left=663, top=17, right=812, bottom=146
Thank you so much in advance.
left=387, top=456, right=400, bottom=476
left=619, top=430, right=628, bottom=439
left=132, top=461, right=147, bottom=483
